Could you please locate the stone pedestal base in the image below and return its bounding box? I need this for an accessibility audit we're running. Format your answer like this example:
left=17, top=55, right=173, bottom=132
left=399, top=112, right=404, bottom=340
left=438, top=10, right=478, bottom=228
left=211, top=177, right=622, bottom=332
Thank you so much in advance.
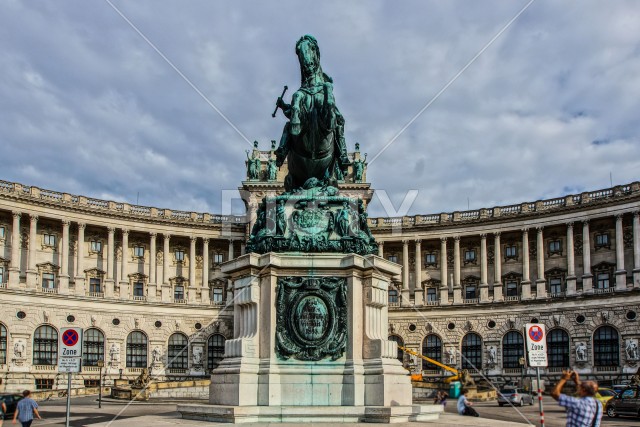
left=177, top=253, right=434, bottom=423
left=178, top=404, right=443, bottom=423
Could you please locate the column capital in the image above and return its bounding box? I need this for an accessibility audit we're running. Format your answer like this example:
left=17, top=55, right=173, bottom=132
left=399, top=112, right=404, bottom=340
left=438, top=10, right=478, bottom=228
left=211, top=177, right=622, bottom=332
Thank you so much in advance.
left=191, top=236, right=198, bottom=242
left=402, top=239, right=409, bottom=246
left=566, top=221, right=574, bottom=228
left=107, top=227, right=116, bottom=234
left=164, top=233, right=171, bottom=240
left=616, top=213, right=624, bottom=221
left=480, top=233, right=487, bottom=239
left=583, top=219, right=590, bottom=225
left=440, top=237, right=447, bottom=244
left=521, top=227, right=529, bottom=233
left=30, top=214, right=39, bottom=222
left=414, top=239, right=422, bottom=244
left=633, top=211, right=639, bottom=219
left=228, top=238, right=235, bottom=243
left=61, top=219, right=70, bottom=226
left=203, top=237, right=210, bottom=244
left=121, top=228, right=129, bottom=235
left=454, top=235, right=460, bottom=242
left=494, top=231, right=501, bottom=238
left=537, top=226, right=544, bottom=233
left=149, top=232, right=157, bottom=238
left=12, top=211, right=21, bottom=219
left=78, top=222, right=86, bottom=230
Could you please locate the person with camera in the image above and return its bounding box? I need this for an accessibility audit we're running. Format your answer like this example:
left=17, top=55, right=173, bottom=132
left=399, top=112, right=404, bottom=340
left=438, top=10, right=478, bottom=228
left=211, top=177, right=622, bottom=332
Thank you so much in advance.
left=551, top=369, right=602, bottom=427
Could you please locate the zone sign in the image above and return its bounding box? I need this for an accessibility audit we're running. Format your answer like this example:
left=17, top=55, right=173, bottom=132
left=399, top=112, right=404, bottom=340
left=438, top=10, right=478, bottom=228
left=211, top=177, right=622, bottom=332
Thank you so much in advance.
left=59, top=327, right=83, bottom=357
left=524, top=323, right=548, bottom=367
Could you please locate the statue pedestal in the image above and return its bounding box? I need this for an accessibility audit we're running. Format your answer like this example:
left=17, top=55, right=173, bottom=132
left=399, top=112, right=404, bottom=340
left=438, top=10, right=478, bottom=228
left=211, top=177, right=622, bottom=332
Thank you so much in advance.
left=179, top=253, right=440, bottom=423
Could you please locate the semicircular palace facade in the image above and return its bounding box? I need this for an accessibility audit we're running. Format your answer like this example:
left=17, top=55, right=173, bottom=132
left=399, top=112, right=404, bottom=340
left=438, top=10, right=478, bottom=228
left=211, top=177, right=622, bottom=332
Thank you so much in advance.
left=1, top=148, right=639, bottom=391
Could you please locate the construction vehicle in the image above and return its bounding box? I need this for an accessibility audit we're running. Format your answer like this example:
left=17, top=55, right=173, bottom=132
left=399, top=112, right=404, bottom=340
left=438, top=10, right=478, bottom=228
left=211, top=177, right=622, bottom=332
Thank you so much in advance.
left=398, top=345, right=475, bottom=386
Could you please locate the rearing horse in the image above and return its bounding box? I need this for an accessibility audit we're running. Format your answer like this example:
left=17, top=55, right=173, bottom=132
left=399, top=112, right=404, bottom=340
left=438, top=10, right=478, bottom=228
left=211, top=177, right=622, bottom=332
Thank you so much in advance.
left=275, top=35, right=350, bottom=192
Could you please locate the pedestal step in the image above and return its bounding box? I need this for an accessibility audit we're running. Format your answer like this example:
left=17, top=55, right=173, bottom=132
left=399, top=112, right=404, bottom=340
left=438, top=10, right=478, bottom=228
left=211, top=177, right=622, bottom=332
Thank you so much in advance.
left=177, top=404, right=442, bottom=424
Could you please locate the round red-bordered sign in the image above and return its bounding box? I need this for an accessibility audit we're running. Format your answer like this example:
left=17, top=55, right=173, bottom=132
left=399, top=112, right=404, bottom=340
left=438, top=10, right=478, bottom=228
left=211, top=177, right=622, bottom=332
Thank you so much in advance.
left=62, top=329, right=79, bottom=346
left=528, top=325, right=544, bottom=342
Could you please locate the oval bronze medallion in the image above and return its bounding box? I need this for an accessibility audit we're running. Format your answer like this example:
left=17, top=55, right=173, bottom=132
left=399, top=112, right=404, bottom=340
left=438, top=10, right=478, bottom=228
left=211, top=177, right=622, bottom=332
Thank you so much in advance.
left=294, top=295, right=329, bottom=342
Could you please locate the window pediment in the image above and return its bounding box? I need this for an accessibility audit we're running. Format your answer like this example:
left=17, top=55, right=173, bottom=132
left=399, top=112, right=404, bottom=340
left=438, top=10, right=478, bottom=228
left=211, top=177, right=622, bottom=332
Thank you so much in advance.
left=37, top=262, right=59, bottom=273
left=83, top=268, right=105, bottom=278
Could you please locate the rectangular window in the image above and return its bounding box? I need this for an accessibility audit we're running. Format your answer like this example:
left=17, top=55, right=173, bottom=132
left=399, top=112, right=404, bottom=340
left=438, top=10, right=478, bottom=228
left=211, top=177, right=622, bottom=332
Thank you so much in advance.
left=0, top=266, right=4, bottom=283
left=506, top=281, right=518, bottom=297
left=549, top=278, right=562, bottom=294
left=42, top=273, right=55, bottom=289
left=596, top=273, right=610, bottom=289
left=505, top=245, right=517, bottom=259
left=35, top=378, right=54, bottom=390
left=595, top=233, right=610, bottom=248
left=388, top=255, right=398, bottom=263
left=0, top=226, right=5, bottom=239
left=90, top=240, right=102, bottom=252
left=133, top=282, right=144, bottom=297
left=174, top=285, right=185, bottom=300
left=213, top=253, right=224, bottom=264
left=175, top=250, right=185, bottom=262
left=548, top=240, right=562, bottom=254
left=464, top=250, right=476, bottom=262
left=424, top=253, right=437, bottom=266
left=84, top=379, right=101, bottom=388
left=89, top=278, right=102, bottom=293
left=212, top=288, right=224, bottom=303
left=133, top=246, right=144, bottom=257
left=426, top=288, right=437, bottom=302
left=388, top=289, right=399, bottom=303
left=465, top=285, right=477, bottom=299
left=43, top=234, right=56, bottom=246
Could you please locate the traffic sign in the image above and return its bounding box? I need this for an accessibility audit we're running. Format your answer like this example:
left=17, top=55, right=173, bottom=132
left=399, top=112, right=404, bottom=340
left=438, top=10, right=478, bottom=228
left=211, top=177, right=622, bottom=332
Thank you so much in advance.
left=59, top=357, right=81, bottom=373
left=59, top=327, right=83, bottom=357
left=524, top=323, right=548, bottom=367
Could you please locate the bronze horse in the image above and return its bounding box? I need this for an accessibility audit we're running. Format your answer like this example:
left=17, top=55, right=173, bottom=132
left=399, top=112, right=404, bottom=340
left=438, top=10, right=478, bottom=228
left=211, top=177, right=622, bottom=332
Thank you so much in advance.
left=275, top=35, right=350, bottom=192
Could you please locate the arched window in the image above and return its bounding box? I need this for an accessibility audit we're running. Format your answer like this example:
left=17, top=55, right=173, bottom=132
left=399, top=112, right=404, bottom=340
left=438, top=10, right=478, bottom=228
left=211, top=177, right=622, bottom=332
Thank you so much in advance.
left=207, top=334, right=226, bottom=370
left=33, top=325, right=58, bottom=365
left=594, top=326, right=619, bottom=367
left=388, top=335, right=404, bottom=362
left=461, top=333, right=482, bottom=369
left=422, top=334, right=442, bottom=370
left=547, top=329, right=570, bottom=368
left=0, top=323, right=6, bottom=365
left=83, top=329, right=105, bottom=367
left=502, top=331, right=524, bottom=368
left=168, top=333, right=189, bottom=370
left=126, top=331, right=148, bottom=368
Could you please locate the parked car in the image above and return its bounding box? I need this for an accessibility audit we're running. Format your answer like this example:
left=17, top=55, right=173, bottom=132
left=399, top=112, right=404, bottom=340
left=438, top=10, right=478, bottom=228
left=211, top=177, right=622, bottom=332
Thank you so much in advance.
left=497, top=388, right=534, bottom=407
left=595, top=388, right=617, bottom=405
left=605, top=385, right=640, bottom=418
left=0, top=393, right=23, bottom=417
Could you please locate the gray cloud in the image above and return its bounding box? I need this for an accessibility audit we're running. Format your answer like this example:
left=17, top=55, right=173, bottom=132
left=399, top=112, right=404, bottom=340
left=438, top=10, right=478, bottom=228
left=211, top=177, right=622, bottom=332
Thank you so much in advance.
left=1, top=0, right=639, bottom=217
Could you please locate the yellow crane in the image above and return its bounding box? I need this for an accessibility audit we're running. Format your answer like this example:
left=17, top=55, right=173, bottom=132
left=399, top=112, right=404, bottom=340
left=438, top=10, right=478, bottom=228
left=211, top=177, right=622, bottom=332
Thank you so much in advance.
left=398, top=345, right=472, bottom=384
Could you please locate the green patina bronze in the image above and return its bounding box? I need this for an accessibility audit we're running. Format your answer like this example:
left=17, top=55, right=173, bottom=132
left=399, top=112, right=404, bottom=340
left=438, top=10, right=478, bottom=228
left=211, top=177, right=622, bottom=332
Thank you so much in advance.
left=275, top=276, right=347, bottom=361
left=274, top=35, right=350, bottom=192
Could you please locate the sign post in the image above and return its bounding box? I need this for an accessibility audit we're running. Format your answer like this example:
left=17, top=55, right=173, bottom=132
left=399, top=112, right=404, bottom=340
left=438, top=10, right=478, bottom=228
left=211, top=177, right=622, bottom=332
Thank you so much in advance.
left=59, top=327, right=83, bottom=427
left=525, top=323, right=548, bottom=427
left=97, top=359, right=104, bottom=409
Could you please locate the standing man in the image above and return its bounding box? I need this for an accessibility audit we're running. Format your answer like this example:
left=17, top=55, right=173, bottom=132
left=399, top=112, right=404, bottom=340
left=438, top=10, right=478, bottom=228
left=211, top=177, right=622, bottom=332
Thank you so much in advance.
left=551, top=369, right=602, bottom=427
left=12, top=390, right=41, bottom=427
left=457, top=389, right=479, bottom=417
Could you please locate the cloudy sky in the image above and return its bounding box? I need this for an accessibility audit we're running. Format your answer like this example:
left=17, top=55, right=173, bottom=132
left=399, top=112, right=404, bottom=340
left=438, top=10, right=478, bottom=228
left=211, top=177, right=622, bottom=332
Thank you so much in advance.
left=2, top=1, right=639, bottom=217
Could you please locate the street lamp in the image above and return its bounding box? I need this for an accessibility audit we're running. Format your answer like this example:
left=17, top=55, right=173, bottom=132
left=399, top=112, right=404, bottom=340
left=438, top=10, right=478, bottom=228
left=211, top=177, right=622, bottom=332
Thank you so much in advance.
left=519, top=357, right=526, bottom=389
left=97, top=359, right=104, bottom=409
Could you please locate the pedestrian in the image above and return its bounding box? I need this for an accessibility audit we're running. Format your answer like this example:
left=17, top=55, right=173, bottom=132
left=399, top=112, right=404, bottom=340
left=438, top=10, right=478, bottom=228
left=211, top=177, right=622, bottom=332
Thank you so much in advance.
left=433, top=390, right=447, bottom=406
left=12, top=390, right=41, bottom=427
left=457, top=388, right=479, bottom=417
left=550, top=369, right=602, bottom=427
left=1, top=398, right=6, bottom=427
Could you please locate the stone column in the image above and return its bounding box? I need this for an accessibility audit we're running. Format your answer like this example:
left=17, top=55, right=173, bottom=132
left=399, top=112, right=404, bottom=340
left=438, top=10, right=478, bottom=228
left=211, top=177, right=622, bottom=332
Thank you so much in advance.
left=8, top=211, right=21, bottom=287
left=452, top=236, right=461, bottom=304
left=440, top=238, right=448, bottom=290
left=413, top=240, right=423, bottom=306
left=75, top=223, right=86, bottom=295
left=633, top=212, right=640, bottom=288
left=240, top=241, right=246, bottom=256
left=582, top=220, right=593, bottom=293
left=535, top=227, right=546, bottom=298
left=201, top=238, right=210, bottom=304
left=105, top=227, right=115, bottom=298
left=119, top=229, right=129, bottom=300
left=479, top=234, right=489, bottom=302
left=148, top=232, right=157, bottom=301
left=615, top=214, right=627, bottom=290
left=59, top=220, right=70, bottom=294
left=189, top=236, right=198, bottom=303
left=26, top=214, right=38, bottom=288
left=566, top=222, right=577, bottom=295
left=162, top=234, right=171, bottom=302
left=401, top=240, right=411, bottom=305
left=228, top=239, right=235, bottom=261
left=493, top=232, right=503, bottom=302
left=521, top=228, right=531, bottom=299
left=378, top=241, right=384, bottom=258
